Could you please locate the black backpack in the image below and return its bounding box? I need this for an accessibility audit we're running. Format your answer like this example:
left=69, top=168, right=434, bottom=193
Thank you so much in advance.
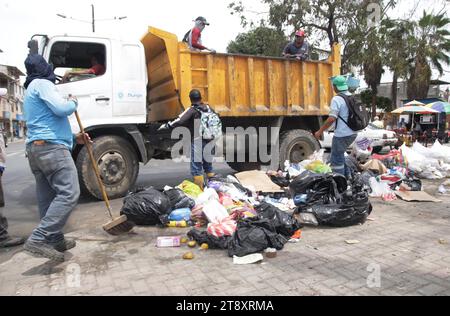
left=337, top=93, right=369, bottom=132
left=182, top=29, right=191, bottom=43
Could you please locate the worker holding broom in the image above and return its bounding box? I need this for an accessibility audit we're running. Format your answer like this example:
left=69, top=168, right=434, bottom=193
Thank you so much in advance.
left=22, top=42, right=91, bottom=262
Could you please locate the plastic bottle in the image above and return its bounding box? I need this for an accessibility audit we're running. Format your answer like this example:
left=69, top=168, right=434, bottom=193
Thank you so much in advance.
left=167, top=221, right=188, bottom=228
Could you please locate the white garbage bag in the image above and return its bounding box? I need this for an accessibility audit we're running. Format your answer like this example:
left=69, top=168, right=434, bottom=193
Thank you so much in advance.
left=202, top=199, right=229, bottom=224
left=431, top=141, right=450, bottom=164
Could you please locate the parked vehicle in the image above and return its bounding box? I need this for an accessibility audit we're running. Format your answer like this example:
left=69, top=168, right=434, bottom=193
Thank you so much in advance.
left=320, top=123, right=398, bottom=153
left=32, top=27, right=342, bottom=200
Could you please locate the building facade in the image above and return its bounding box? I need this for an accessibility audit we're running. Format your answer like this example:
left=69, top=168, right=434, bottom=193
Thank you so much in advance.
left=0, top=64, right=25, bottom=141
left=377, top=81, right=448, bottom=108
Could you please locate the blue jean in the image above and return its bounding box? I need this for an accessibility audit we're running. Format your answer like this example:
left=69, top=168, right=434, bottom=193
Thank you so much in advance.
left=330, top=135, right=357, bottom=178
left=191, top=138, right=214, bottom=176
left=26, top=143, right=80, bottom=244
left=0, top=174, right=8, bottom=240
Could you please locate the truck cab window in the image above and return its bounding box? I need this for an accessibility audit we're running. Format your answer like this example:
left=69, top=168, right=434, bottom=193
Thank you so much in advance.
left=49, top=42, right=106, bottom=84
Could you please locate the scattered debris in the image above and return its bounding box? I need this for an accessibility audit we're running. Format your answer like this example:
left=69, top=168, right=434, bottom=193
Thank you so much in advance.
left=233, top=254, right=264, bottom=265
left=395, top=191, right=442, bottom=203
left=182, top=252, right=195, bottom=260
left=439, top=239, right=448, bottom=245
left=156, top=236, right=181, bottom=248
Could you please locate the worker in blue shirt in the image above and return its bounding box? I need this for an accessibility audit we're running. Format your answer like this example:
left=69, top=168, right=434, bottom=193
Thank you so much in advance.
left=315, top=76, right=358, bottom=178
left=22, top=46, right=90, bottom=262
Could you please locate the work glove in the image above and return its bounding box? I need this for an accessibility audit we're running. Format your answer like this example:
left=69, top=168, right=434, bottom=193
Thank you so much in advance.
left=157, top=123, right=170, bottom=132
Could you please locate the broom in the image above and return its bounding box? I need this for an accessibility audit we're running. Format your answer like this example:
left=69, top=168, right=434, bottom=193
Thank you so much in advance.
left=75, top=111, right=135, bottom=236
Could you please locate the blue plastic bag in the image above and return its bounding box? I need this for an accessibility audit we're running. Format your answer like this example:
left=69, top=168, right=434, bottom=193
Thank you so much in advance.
left=169, top=208, right=191, bottom=221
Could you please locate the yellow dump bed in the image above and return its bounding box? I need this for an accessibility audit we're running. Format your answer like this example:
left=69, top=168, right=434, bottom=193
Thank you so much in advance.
left=142, top=27, right=341, bottom=122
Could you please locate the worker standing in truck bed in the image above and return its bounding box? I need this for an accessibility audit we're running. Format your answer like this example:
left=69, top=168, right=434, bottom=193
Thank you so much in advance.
left=183, top=16, right=216, bottom=54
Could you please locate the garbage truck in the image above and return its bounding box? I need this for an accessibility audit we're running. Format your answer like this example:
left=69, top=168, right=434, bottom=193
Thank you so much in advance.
left=31, top=27, right=342, bottom=200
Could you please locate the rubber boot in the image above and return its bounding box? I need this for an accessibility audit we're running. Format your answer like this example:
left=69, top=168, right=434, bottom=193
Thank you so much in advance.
left=206, top=173, right=216, bottom=179
left=193, top=176, right=205, bottom=191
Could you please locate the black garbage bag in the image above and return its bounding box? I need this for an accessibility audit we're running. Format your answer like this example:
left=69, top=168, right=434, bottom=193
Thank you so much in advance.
left=227, top=218, right=287, bottom=257
left=290, top=171, right=347, bottom=207
left=289, top=171, right=347, bottom=195
left=345, top=155, right=360, bottom=177
left=164, top=188, right=195, bottom=210
left=187, top=229, right=230, bottom=250
left=121, top=188, right=171, bottom=226
left=359, top=170, right=376, bottom=188
left=402, top=178, right=422, bottom=192
left=255, top=202, right=302, bottom=237
left=270, top=175, right=290, bottom=188
left=298, top=179, right=372, bottom=227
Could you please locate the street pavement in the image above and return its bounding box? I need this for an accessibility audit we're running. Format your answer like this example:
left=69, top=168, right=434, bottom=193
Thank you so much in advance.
left=0, top=141, right=449, bottom=296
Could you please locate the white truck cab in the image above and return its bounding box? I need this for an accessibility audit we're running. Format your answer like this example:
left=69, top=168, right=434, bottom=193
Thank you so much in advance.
left=37, top=34, right=148, bottom=131
left=32, top=34, right=153, bottom=200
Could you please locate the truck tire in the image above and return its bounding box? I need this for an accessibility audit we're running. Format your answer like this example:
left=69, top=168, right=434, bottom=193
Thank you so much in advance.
left=279, top=130, right=320, bottom=168
left=76, top=136, right=139, bottom=200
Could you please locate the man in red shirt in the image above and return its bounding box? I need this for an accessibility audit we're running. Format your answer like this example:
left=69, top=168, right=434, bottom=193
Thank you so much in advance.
left=183, top=17, right=216, bottom=53
left=63, top=53, right=105, bottom=82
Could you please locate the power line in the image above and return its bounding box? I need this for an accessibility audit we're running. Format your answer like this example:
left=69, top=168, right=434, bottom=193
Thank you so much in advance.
left=56, top=4, right=127, bottom=33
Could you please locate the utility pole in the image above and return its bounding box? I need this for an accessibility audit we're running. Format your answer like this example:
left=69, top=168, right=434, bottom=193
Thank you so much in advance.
left=57, top=5, right=126, bottom=33
left=91, top=4, right=95, bottom=33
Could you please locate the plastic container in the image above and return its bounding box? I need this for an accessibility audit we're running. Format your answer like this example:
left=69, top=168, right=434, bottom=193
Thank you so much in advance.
left=167, top=221, right=188, bottom=228
left=156, top=236, right=181, bottom=248
left=264, top=248, right=277, bottom=259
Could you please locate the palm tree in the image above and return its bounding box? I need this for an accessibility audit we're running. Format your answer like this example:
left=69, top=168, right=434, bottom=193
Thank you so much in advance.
left=407, top=11, right=450, bottom=100
left=382, top=19, right=415, bottom=108
left=363, top=32, right=385, bottom=119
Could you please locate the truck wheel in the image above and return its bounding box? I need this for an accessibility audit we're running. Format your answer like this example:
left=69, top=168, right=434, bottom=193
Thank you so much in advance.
left=279, top=130, right=320, bottom=168
left=76, top=136, right=139, bottom=200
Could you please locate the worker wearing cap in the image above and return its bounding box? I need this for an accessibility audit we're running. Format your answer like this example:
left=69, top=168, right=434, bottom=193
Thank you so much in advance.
left=158, top=90, right=216, bottom=189
left=283, top=30, right=310, bottom=61
left=184, top=16, right=216, bottom=54
left=315, top=76, right=358, bottom=178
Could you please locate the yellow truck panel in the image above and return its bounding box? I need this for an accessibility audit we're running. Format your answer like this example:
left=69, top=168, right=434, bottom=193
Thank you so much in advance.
left=141, top=27, right=341, bottom=122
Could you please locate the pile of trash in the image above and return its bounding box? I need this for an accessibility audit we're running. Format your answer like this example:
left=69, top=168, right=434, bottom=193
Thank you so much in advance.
left=118, top=138, right=449, bottom=261
left=121, top=172, right=303, bottom=260
left=345, top=138, right=450, bottom=202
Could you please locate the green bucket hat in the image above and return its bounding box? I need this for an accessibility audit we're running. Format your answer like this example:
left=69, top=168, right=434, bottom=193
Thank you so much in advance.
left=332, top=76, right=349, bottom=92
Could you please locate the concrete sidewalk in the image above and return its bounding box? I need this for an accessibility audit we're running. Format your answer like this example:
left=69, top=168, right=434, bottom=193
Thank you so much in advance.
left=1, top=184, right=449, bottom=296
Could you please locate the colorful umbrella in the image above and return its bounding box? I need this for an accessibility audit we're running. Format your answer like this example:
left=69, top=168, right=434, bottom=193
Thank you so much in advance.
left=426, top=101, right=450, bottom=114
left=391, top=106, right=440, bottom=114
left=404, top=100, right=425, bottom=106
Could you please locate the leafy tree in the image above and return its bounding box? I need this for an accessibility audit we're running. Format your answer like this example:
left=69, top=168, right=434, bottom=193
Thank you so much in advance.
left=227, top=26, right=288, bottom=57
left=407, top=11, right=450, bottom=99
left=229, top=0, right=396, bottom=73
left=381, top=19, right=415, bottom=109
left=360, top=89, right=393, bottom=112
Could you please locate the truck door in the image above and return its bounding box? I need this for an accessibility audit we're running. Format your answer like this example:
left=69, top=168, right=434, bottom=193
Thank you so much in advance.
left=112, top=42, right=147, bottom=120
left=45, top=38, right=113, bottom=131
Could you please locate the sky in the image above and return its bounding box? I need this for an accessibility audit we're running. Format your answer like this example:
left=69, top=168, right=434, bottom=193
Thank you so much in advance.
left=0, top=0, right=449, bottom=86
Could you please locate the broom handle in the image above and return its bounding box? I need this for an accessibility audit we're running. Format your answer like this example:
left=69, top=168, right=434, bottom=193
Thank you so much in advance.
left=75, top=111, right=114, bottom=220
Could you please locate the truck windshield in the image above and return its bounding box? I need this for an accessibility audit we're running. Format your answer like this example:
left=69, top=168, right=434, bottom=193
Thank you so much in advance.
left=49, top=41, right=106, bottom=84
